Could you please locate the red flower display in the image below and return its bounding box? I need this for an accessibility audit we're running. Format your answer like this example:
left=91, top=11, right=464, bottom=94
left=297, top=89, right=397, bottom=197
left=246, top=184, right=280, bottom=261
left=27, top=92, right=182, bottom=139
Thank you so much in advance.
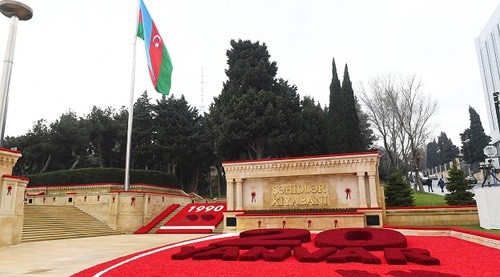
left=158, top=203, right=226, bottom=234
left=250, top=191, right=257, bottom=202
left=172, top=228, right=437, bottom=266
left=345, top=187, right=352, bottom=199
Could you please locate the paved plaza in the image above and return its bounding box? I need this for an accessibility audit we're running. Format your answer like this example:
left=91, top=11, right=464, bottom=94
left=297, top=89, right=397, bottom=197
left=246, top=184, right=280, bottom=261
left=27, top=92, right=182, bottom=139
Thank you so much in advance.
left=0, top=234, right=208, bottom=276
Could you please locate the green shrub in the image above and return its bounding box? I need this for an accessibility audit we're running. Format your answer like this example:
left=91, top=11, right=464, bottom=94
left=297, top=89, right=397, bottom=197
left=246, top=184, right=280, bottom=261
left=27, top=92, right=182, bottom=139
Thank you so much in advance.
left=385, top=170, right=414, bottom=207
left=25, top=168, right=179, bottom=188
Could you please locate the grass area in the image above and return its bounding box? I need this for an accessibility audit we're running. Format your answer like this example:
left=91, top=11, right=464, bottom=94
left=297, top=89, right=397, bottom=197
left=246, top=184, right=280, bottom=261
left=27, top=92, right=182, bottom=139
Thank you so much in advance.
left=457, top=224, right=500, bottom=235
left=411, top=193, right=500, bottom=235
left=413, top=192, right=447, bottom=206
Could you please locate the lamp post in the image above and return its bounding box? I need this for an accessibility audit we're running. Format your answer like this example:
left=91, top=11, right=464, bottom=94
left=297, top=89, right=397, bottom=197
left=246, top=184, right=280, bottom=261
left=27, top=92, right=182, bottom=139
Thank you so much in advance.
left=464, top=138, right=471, bottom=176
left=0, top=0, right=32, bottom=147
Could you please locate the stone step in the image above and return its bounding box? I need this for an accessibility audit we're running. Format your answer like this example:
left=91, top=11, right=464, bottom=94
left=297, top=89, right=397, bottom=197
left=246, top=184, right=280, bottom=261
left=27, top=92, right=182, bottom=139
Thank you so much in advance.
left=21, top=232, right=119, bottom=242
left=22, top=205, right=122, bottom=242
left=149, top=205, right=185, bottom=234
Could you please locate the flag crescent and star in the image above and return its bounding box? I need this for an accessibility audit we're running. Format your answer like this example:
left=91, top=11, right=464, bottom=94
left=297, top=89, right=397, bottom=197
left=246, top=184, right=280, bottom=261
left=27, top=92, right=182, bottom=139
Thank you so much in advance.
left=137, top=0, right=173, bottom=95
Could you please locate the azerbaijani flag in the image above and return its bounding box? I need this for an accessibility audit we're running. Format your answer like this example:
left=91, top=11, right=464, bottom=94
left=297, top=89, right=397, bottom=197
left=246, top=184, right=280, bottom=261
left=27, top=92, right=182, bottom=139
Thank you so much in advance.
left=137, top=0, right=173, bottom=95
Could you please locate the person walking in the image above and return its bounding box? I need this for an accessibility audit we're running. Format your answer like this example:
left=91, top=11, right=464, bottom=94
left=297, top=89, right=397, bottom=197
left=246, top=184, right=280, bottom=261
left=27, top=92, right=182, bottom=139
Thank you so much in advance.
left=438, top=178, right=445, bottom=192
left=426, top=178, right=433, bottom=192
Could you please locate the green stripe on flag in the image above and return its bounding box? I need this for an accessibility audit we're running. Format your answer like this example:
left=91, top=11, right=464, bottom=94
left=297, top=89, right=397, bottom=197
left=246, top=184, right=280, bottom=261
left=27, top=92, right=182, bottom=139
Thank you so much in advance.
left=156, top=46, right=173, bottom=95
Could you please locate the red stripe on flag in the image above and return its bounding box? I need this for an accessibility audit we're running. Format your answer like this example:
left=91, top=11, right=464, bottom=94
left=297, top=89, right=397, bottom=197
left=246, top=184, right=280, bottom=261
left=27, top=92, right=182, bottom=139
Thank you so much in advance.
left=148, top=22, right=164, bottom=86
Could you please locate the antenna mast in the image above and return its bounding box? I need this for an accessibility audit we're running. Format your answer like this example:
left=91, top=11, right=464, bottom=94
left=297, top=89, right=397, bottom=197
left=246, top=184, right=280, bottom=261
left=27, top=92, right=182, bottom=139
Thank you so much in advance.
left=199, top=66, right=205, bottom=114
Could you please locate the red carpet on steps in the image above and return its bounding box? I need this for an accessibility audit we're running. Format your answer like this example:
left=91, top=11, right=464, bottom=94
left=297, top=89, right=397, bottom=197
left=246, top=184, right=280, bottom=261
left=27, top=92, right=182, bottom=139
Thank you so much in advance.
left=156, top=203, right=226, bottom=234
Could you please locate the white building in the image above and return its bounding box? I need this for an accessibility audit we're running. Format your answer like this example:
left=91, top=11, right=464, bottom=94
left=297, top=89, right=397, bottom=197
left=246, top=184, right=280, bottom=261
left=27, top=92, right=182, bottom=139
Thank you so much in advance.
left=476, top=4, right=500, bottom=146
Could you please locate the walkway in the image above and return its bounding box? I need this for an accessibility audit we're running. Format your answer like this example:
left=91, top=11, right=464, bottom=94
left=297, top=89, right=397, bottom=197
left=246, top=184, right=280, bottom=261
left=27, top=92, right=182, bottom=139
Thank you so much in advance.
left=418, top=179, right=485, bottom=196
left=0, top=234, right=208, bottom=276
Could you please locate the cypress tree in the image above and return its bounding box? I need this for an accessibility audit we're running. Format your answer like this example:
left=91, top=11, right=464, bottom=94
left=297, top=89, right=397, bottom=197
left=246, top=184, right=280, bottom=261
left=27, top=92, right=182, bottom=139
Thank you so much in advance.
left=327, top=58, right=347, bottom=153
left=341, top=64, right=364, bottom=152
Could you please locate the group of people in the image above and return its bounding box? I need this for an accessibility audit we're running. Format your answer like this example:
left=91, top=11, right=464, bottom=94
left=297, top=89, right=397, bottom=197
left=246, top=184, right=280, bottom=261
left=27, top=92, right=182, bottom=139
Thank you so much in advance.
left=425, top=177, right=446, bottom=192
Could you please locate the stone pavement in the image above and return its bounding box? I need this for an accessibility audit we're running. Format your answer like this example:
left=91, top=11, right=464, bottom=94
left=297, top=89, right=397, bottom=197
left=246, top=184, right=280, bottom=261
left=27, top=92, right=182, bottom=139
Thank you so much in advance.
left=0, top=234, right=208, bottom=277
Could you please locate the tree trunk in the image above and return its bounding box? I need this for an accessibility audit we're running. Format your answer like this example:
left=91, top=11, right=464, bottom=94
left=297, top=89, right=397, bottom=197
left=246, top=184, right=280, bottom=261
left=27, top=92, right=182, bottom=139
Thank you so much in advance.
left=246, top=138, right=265, bottom=159
left=216, top=165, right=225, bottom=196
left=70, top=149, right=81, bottom=170
left=39, top=154, right=52, bottom=173
left=98, top=142, right=103, bottom=167
left=209, top=167, right=213, bottom=197
left=191, top=164, right=200, bottom=193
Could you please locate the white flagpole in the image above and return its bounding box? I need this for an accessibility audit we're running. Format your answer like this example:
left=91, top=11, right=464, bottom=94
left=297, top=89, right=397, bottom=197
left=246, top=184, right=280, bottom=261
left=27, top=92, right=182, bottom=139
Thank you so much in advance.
left=124, top=0, right=141, bottom=191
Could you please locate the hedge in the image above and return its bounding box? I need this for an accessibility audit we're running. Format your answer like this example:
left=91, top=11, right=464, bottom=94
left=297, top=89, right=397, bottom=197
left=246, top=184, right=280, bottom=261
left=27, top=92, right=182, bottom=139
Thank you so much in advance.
left=25, top=168, right=180, bottom=188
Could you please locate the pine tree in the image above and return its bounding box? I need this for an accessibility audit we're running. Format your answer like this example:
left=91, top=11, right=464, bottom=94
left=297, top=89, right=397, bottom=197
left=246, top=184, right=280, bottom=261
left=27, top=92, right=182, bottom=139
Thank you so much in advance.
left=461, top=106, right=491, bottom=166
left=444, top=161, right=475, bottom=205
left=385, top=170, right=414, bottom=207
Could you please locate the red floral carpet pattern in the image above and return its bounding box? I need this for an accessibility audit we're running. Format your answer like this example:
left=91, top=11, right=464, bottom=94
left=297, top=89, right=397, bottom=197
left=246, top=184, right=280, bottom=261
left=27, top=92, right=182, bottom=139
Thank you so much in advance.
left=156, top=203, right=226, bottom=234
left=74, top=230, right=500, bottom=277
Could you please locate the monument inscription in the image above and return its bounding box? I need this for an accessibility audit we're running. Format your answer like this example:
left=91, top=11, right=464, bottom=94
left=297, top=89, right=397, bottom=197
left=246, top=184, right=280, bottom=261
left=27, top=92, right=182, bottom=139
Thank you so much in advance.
left=270, top=184, right=329, bottom=207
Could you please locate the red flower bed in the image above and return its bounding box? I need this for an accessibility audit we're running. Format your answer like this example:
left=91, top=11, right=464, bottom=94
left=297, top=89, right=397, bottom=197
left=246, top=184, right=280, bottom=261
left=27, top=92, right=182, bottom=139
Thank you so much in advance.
left=73, top=229, right=500, bottom=277
left=315, top=228, right=407, bottom=250
left=156, top=203, right=226, bottom=234
left=213, top=228, right=311, bottom=249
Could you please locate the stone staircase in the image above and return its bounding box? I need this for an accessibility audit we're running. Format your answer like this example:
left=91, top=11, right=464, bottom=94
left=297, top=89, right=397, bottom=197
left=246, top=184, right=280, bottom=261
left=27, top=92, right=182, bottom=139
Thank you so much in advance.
left=213, top=220, right=224, bottom=233
left=150, top=205, right=184, bottom=234
left=22, top=205, right=122, bottom=242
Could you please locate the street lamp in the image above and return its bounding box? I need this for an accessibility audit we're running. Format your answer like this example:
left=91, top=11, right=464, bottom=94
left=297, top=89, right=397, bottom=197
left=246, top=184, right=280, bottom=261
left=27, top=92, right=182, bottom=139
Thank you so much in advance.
left=464, top=138, right=471, bottom=176
left=0, top=0, right=32, bottom=147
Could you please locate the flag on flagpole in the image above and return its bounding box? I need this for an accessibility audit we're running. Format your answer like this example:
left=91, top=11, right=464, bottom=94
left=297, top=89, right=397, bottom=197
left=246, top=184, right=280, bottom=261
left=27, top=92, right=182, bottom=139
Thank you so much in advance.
left=137, top=0, right=173, bottom=95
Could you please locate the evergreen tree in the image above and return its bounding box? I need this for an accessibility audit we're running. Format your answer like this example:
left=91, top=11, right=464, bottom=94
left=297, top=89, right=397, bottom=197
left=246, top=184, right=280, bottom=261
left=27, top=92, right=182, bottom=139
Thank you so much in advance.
left=87, top=106, right=121, bottom=168
left=356, top=99, right=376, bottom=151
left=461, top=106, right=491, bottom=168
left=437, top=132, right=459, bottom=163
left=50, top=111, right=90, bottom=170
left=444, top=161, right=475, bottom=205
left=426, top=132, right=459, bottom=169
left=426, top=139, right=439, bottom=168
left=341, top=64, right=364, bottom=152
left=208, top=39, right=302, bottom=160
left=300, top=96, right=328, bottom=155
left=327, top=58, right=346, bottom=153
left=384, top=170, right=414, bottom=207
left=327, top=60, right=366, bottom=153
left=131, top=92, right=155, bottom=170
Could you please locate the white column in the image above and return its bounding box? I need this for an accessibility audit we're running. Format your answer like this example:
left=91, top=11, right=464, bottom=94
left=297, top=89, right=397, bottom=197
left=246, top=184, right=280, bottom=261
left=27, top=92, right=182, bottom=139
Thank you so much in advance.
left=226, top=178, right=234, bottom=210
left=357, top=172, right=367, bottom=208
left=235, top=179, right=243, bottom=210
left=368, top=173, right=379, bottom=208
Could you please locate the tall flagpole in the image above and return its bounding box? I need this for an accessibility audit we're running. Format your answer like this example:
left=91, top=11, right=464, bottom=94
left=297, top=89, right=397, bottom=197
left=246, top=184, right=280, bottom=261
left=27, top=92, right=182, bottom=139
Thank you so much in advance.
left=0, top=1, right=32, bottom=147
left=124, top=0, right=141, bottom=191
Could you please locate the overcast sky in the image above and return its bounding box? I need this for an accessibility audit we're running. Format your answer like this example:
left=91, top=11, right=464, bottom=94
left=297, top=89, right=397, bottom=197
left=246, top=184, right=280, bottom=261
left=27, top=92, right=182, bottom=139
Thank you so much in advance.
left=0, top=0, right=499, bottom=146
